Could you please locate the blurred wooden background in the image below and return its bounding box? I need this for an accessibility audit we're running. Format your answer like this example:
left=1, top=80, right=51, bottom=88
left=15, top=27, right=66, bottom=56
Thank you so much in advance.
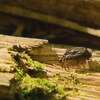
left=0, top=0, right=100, bottom=49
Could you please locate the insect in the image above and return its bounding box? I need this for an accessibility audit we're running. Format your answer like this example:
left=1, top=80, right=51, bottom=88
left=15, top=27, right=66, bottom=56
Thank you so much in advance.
left=59, top=47, right=92, bottom=70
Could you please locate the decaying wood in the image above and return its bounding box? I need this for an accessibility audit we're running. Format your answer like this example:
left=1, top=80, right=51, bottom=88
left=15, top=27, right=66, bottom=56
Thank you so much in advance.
left=0, top=35, right=59, bottom=99
left=0, top=35, right=99, bottom=67
left=0, top=73, right=15, bottom=100
left=0, top=35, right=100, bottom=100
left=0, top=35, right=48, bottom=72
left=0, top=35, right=52, bottom=99
left=0, top=35, right=60, bottom=65
left=0, top=35, right=48, bottom=47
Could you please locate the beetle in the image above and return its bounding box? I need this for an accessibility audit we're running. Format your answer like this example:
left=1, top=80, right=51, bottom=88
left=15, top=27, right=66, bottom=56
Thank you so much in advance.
left=59, top=47, right=92, bottom=70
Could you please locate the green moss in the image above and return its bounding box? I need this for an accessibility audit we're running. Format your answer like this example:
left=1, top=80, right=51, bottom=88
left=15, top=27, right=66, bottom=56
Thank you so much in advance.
left=53, top=73, right=61, bottom=81
left=29, top=61, right=45, bottom=71
left=15, top=67, right=25, bottom=81
left=8, top=45, right=82, bottom=100
left=66, top=74, right=79, bottom=85
left=57, top=93, right=69, bottom=100
left=14, top=68, right=82, bottom=100
left=21, top=55, right=46, bottom=71
left=0, top=66, right=7, bottom=72
left=76, top=70, right=90, bottom=76
left=70, top=88, right=79, bottom=96
left=15, top=68, right=66, bottom=100
left=7, top=46, right=14, bottom=51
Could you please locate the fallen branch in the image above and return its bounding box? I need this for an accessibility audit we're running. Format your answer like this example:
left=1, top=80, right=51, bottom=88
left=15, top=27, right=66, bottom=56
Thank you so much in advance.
left=0, top=4, right=100, bottom=37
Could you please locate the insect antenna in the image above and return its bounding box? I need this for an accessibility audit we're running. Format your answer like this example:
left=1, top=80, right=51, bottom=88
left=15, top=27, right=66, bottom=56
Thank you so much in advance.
left=52, top=45, right=59, bottom=59
left=51, top=45, right=64, bottom=67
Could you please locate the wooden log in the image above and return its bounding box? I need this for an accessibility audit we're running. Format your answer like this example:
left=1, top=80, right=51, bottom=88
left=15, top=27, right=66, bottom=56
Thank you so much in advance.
left=0, top=73, right=15, bottom=100
left=0, top=35, right=48, bottom=73
left=0, top=35, right=99, bottom=100
left=0, top=35, right=60, bottom=65
left=0, top=35, right=48, bottom=99
left=0, top=35, right=48, bottom=47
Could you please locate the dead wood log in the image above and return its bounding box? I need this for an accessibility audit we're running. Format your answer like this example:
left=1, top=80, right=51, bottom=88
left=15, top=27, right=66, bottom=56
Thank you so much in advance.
left=0, top=35, right=99, bottom=99
left=0, top=35, right=49, bottom=99
left=0, top=73, right=15, bottom=100
left=0, top=35, right=48, bottom=47
left=0, top=37, right=42, bottom=72
left=0, top=35, right=60, bottom=65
